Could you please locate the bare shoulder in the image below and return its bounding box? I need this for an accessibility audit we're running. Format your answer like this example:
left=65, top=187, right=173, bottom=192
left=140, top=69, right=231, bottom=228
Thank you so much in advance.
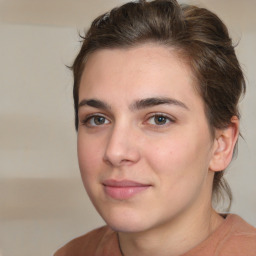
left=54, top=226, right=113, bottom=256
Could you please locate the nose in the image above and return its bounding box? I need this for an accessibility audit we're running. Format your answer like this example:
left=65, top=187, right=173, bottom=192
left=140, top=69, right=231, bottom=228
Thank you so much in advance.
left=103, top=124, right=141, bottom=167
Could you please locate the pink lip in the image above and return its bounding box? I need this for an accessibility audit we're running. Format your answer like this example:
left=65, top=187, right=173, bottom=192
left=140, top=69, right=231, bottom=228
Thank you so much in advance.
left=102, top=179, right=151, bottom=200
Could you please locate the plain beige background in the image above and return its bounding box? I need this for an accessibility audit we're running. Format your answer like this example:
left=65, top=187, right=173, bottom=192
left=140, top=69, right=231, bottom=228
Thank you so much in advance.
left=0, top=0, right=255, bottom=255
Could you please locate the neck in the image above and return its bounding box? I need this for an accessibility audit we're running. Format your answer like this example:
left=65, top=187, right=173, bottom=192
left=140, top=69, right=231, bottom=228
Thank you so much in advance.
left=118, top=207, right=224, bottom=256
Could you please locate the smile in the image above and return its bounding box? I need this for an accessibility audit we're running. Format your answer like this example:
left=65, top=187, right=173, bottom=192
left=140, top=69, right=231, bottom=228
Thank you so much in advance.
left=102, top=180, right=151, bottom=200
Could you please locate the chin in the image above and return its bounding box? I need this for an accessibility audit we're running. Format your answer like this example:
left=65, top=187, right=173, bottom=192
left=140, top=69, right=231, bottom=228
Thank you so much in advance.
left=107, top=220, right=148, bottom=233
left=100, top=207, right=151, bottom=233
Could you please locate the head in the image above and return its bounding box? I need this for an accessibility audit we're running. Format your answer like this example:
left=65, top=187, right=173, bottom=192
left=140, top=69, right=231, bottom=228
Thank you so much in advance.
left=72, top=0, right=245, bottom=211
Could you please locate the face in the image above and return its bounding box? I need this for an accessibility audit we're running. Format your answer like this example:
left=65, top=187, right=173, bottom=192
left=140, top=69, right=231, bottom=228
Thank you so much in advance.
left=77, top=44, right=217, bottom=233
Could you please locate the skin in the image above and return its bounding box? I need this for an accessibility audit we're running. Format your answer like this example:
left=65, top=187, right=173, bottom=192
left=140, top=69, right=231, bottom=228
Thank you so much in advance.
left=77, top=44, right=239, bottom=256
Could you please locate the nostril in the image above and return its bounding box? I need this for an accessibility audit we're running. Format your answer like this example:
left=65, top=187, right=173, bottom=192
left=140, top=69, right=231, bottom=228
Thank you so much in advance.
left=103, top=155, right=113, bottom=166
left=103, top=126, right=141, bottom=167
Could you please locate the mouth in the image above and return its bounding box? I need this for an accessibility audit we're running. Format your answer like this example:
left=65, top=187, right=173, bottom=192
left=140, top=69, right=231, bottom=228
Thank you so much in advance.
left=102, top=179, right=151, bottom=200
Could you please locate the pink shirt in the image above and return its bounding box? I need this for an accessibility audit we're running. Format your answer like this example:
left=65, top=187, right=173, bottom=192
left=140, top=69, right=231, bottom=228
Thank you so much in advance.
left=54, top=214, right=256, bottom=256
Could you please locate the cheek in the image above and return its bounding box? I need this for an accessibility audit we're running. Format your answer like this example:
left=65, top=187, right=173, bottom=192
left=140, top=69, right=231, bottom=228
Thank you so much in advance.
left=146, top=132, right=212, bottom=185
left=145, top=136, right=212, bottom=213
left=147, top=136, right=196, bottom=170
left=77, top=133, right=103, bottom=181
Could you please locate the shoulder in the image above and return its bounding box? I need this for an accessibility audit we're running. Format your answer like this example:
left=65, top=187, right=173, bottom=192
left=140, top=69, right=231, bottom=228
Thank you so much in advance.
left=183, top=214, right=256, bottom=256
left=219, top=214, right=256, bottom=256
left=54, top=226, right=120, bottom=256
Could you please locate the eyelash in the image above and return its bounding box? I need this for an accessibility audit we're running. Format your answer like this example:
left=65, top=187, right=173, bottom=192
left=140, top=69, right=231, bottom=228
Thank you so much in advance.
left=80, top=113, right=175, bottom=128
left=145, top=113, right=175, bottom=127
left=81, top=114, right=110, bottom=127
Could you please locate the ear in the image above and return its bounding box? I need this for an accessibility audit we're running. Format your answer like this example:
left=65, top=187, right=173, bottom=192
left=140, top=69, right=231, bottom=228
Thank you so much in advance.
left=209, top=116, right=239, bottom=172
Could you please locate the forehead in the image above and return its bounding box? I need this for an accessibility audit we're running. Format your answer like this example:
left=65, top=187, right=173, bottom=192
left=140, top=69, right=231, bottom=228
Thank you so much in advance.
left=79, top=44, right=202, bottom=108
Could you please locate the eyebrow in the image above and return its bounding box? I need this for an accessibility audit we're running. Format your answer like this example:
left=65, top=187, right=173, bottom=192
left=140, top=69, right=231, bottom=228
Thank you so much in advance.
left=78, top=99, right=111, bottom=110
left=78, top=97, right=189, bottom=111
left=130, top=97, right=189, bottom=111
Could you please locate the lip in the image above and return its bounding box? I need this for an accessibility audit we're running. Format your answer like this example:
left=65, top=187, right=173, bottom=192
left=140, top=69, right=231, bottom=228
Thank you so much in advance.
left=102, top=179, right=151, bottom=200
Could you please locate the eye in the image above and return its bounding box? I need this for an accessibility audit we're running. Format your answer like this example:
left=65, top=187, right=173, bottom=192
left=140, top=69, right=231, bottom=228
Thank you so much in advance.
left=82, top=115, right=110, bottom=127
left=147, top=114, right=173, bottom=126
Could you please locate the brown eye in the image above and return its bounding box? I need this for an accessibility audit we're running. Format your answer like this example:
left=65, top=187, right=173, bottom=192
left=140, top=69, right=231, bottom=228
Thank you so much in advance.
left=94, top=116, right=106, bottom=125
left=154, top=115, right=167, bottom=125
left=147, top=114, right=174, bottom=126
left=83, top=115, right=110, bottom=127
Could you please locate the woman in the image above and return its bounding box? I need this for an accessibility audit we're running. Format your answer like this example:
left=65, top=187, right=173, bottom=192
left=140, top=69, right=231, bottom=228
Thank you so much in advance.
left=54, top=0, right=256, bottom=255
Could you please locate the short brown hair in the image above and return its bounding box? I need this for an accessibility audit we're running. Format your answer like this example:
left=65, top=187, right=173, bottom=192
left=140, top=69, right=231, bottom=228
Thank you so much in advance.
left=71, top=0, right=246, bottom=208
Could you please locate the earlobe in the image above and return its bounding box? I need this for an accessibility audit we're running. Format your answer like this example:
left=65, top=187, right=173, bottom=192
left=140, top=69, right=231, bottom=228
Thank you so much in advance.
left=209, top=116, right=239, bottom=172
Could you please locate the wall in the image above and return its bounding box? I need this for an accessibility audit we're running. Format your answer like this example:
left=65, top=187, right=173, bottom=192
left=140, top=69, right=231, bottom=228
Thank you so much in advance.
left=0, top=24, right=105, bottom=256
